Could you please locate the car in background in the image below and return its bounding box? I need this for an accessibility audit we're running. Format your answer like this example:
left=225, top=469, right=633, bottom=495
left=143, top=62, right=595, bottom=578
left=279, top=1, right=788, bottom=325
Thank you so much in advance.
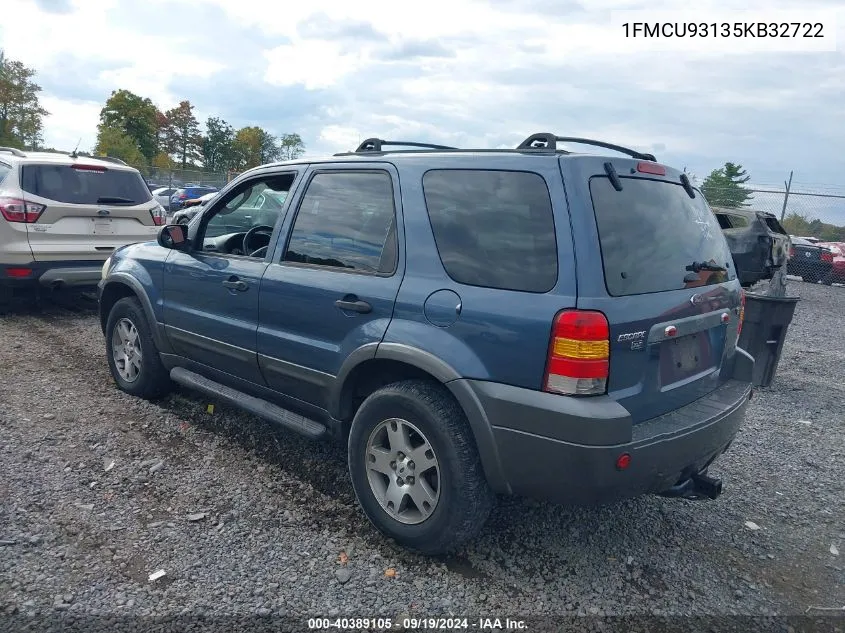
left=169, top=185, right=218, bottom=211
left=151, top=187, right=178, bottom=209
left=712, top=206, right=790, bottom=288
left=818, top=242, right=845, bottom=285
left=787, top=236, right=834, bottom=283
left=0, top=147, right=165, bottom=309
left=172, top=191, right=218, bottom=224
left=173, top=188, right=287, bottom=226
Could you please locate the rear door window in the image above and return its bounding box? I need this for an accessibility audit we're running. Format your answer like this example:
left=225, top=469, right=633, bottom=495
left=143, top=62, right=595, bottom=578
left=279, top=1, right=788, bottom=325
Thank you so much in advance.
left=20, top=164, right=152, bottom=205
left=590, top=176, right=734, bottom=296
left=422, top=169, right=558, bottom=293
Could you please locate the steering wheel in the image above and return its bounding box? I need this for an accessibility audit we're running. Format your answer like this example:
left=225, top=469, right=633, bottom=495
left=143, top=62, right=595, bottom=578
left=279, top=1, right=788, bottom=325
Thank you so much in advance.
left=242, top=225, right=274, bottom=257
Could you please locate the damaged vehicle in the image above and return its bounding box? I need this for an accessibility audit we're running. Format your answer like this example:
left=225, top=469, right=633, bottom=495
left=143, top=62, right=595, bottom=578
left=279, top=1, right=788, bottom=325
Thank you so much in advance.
left=712, top=207, right=790, bottom=288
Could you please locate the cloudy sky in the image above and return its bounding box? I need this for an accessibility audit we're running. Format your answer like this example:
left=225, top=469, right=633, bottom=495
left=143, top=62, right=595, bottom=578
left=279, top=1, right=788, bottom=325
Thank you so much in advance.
left=2, top=0, right=844, bottom=222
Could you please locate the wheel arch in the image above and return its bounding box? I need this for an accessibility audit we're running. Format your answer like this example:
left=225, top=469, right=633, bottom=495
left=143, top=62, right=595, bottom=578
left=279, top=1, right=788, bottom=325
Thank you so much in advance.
left=331, top=342, right=510, bottom=494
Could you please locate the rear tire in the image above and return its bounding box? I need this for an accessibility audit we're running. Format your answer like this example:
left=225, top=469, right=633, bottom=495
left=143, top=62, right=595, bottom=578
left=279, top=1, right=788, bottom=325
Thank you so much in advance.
left=347, top=379, right=495, bottom=555
left=105, top=297, right=171, bottom=399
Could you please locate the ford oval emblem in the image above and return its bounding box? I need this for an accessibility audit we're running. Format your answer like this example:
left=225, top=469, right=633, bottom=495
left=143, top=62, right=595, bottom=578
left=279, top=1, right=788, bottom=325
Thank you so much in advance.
left=689, top=293, right=705, bottom=305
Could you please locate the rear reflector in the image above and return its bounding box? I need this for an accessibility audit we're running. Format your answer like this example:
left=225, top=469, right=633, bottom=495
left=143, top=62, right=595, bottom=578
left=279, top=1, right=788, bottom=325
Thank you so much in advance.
left=0, top=197, right=46, bottom=223
left=737, top=290, right=746, bottom=337
left=544, top=310, right=610, bottom=396
left=636, top=162, right=666, bottom=176
left=5, top=267, right=33, bottom=278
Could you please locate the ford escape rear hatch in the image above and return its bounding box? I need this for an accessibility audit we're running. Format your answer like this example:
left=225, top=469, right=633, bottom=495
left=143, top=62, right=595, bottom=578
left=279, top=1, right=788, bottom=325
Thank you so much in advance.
left=582, top=165, right=742, bottom=424
left=20, top=163, right=161, bottom=262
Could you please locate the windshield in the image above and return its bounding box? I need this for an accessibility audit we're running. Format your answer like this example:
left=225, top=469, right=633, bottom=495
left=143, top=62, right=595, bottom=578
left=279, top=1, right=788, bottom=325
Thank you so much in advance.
left=21, top=164, right=153, bottom=205
left=590, top=176, right=735, bottom=296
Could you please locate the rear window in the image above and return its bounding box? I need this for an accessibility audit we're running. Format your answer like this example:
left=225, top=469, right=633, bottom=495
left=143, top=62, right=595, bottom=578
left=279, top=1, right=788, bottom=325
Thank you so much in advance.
left=422, top=169, right=558, bottom=293
left=590, top=176, right=734, bottom=296
left=21, top=164, right=152, bottom=205
left=764, top=216, right=787, bottom=234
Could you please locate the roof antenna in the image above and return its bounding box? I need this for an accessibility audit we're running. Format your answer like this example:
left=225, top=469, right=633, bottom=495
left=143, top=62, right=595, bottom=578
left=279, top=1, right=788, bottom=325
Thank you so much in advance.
left=70, top=138, right=81, bottom=158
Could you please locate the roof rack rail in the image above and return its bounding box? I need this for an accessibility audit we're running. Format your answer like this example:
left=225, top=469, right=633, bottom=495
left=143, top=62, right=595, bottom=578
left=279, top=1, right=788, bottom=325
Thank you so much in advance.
left=516, top=133, right=657, bottom=161
left=352, top=138, right=459, bottom=153
left=0, top=146, right=26, bottom=157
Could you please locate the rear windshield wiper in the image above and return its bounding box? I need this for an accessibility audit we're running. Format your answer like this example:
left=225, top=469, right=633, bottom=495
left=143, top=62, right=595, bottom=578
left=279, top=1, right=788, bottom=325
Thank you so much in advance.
left=97, top=196, right=135, bottom=204
left=686, top=261, right=727, bottom=273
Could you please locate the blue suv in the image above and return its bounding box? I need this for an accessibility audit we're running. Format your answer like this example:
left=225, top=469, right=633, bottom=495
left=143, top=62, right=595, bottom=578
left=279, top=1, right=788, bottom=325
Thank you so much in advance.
left=98, top=134, right=754, bottom=554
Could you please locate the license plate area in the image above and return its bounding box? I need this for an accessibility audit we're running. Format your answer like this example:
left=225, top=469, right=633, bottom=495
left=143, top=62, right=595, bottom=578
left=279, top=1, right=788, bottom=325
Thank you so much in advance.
left=92, top=218, right=114, bottom=235
left=660, top=332, right=713, bottom=384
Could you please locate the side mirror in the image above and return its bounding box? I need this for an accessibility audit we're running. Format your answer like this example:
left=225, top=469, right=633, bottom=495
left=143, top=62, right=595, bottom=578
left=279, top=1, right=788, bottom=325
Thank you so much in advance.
left=157, top=224, right=189, bottom=250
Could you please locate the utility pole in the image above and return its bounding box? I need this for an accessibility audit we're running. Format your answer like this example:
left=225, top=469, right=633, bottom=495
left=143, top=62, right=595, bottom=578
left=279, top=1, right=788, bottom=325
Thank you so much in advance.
left=779, top=170, right=793, bottom=222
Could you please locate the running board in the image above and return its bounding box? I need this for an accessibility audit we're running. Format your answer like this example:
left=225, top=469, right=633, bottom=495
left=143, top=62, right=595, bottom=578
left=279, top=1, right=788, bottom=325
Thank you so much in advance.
left=169, top=367, right=327, bottom=439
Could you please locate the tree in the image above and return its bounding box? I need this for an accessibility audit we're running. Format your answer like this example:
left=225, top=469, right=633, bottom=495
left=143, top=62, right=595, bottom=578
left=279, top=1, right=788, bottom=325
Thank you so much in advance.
left=94, top=125, right=146, bottom=166
left=278, top=133, right=305, bottom=161
left=203, top=116, right=236, bottom=172
left=98, top=89, right=158, bottom=162
left=155, top=109, right=169, bottom=157
left=232, top=126, right=263, bottom=169
left=0, top=49, right=49, bottom=149
left=164, top=100, right=202, bottom=168
left=151, top=152, right=173, bottom=169
left=258, top=128, right=279, bottom=164
left=701, top=162, right=752, bottom=208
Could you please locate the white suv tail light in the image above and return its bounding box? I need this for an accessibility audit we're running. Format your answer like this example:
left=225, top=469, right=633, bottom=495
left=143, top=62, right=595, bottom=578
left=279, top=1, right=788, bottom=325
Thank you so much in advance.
left=0, top=197, right=46, bottom=223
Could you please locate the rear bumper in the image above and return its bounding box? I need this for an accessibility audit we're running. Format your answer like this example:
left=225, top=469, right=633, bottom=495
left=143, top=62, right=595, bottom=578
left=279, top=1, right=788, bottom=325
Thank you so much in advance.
left=463, top=348, right=755, bottom=505
left=1, top=260, right=103, bottom=289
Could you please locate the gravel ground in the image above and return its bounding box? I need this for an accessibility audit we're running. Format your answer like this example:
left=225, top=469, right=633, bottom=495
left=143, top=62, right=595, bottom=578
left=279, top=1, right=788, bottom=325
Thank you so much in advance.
left=0, top=283, right=843, bottom=628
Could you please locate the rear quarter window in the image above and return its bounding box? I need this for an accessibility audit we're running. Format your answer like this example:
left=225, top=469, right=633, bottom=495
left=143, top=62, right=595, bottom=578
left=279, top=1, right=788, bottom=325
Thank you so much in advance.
left=422, top=169, right=558, bottom=293
left=20, top=164, right=152, bottom=205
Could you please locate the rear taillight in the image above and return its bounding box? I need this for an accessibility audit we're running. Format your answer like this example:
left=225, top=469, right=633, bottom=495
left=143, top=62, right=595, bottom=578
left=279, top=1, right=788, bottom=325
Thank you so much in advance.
left=788, top=247, right=795, bottom=258
left=179, top=193, right=188, bottom=199
left=737, top=290, right=746, bottom=337
left=149, top=204, right=166, bottom=226
left=544, top=310, right=610, bottom=396
left=821, top=251, right=833, bottom=263
left=0, top=197, right=46, bottom=223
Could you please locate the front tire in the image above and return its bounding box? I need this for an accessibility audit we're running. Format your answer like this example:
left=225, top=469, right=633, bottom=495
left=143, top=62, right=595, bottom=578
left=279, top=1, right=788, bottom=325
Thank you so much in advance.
left=347, top=380, right=495, bottom=555
left=105, top=297, right=171, bottom=399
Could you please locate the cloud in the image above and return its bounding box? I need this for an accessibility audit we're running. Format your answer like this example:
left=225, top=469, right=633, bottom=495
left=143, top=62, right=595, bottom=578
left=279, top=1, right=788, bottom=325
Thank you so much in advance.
left=1, top=0, right=843, bottom=226
left=33, top=0, right=73, bottom=13
left=376, top=40, right=456, bottom=61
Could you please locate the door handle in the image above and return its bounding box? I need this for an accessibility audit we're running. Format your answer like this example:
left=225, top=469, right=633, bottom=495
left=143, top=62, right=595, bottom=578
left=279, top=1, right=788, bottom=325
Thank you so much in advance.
left=222, top=278, right=249, bottom=292
left=335, top=297, right=372, bottom=314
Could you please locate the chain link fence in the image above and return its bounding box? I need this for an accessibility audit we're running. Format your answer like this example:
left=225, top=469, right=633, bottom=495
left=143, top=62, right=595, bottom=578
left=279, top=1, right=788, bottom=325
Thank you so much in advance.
left=131, top=164, right=238, bottom=190
left=702, top=185, right=845, bottom=236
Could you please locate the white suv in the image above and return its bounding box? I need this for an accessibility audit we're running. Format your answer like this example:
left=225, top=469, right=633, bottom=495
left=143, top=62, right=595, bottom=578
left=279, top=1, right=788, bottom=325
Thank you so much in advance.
left=0, top=147, right=166, bottom=306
